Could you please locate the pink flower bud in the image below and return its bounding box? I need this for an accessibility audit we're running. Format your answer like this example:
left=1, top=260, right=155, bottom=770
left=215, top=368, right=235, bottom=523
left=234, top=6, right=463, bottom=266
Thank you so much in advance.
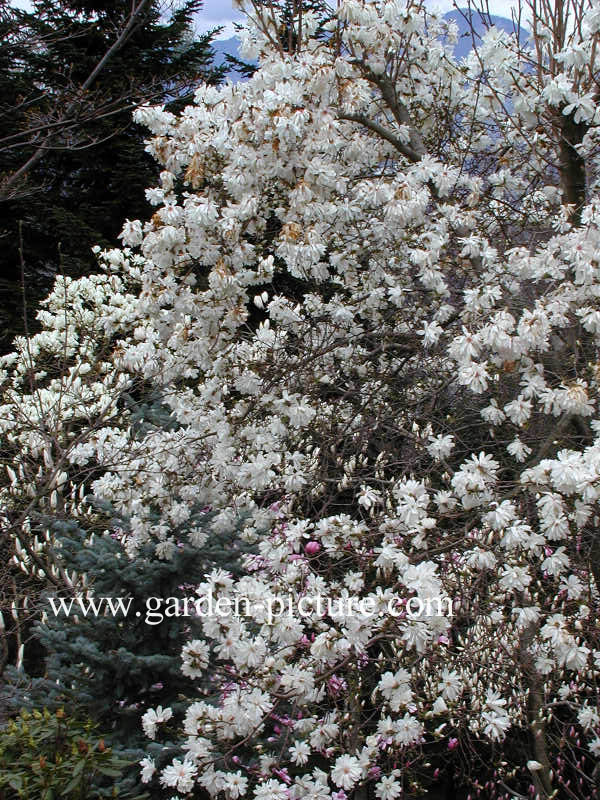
left=305, top=541, right=321, bottom=555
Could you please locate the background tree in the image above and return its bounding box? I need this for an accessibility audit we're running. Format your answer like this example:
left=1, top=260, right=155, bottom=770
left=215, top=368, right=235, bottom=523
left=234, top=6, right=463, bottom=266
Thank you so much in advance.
left=0, top=0, right=224, bottom=351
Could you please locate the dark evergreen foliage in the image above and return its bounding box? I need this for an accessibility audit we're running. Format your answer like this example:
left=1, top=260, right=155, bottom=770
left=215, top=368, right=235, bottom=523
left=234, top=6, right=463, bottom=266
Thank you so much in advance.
left=0, top=0, right=224, bottom=351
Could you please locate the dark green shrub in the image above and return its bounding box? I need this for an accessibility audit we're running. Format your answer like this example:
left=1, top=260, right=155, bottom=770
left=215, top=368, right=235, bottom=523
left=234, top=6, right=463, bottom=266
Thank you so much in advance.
left=0, top=708, right=147, bottom=800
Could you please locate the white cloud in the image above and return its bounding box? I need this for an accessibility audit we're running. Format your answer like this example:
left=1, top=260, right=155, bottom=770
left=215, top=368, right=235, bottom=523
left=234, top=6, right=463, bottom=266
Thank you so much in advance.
left=196, top=1, right=522, bottom=41
left=196, top=17, right=243, bottom=39
left=193, top=1, right=244, bottom=39
left=429, top=0, right=521, bottom=20
left=199, top=0, right=241, bottom=20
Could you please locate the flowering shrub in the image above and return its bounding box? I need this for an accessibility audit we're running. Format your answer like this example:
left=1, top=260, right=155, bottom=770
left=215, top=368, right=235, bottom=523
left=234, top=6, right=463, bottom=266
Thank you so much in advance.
left=2, top=0, right=600, bottom=797
left=0, top=708, right=145, bottom=799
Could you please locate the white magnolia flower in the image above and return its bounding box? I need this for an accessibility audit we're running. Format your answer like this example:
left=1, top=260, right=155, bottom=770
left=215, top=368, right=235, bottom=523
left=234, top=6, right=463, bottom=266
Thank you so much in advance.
left=142, top=705, right=173, bottom=740
left=588, top=737, right=600, bottom=756
left=254, top=779, right=289, bottom=800
left=507, top=437, right=532, bottom=462
left=578, top=705, right=600, bottom=730
left=289, top=740, right=311, bottom=765
left=541, top=547, right=570, bottom=577
left=375, top=774, right=402, bottom=800
left=181, top=639, right=210, bottom=678
left=139, top=757, right=156, bottom=783
left=224, top=772, right=249, bottom=799
left=331, top=755, right=362, bottom=789
left=357, top=485, right=382, bottom=510
left=438, top=669, right=462, bottom=701
left=160, top=759, right=197, bottom=793
left=427, top=434, right=455, bottom=460
left=499, top=565, right=532, bottom=592
left=482, top=711, right=511, bottom=741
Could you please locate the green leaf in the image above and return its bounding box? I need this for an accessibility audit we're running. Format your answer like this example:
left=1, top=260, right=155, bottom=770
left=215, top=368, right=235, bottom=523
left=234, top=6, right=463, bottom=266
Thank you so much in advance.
left=63, top=774, right=83, bottom=795
left=96, top=765, right=126, bottom=778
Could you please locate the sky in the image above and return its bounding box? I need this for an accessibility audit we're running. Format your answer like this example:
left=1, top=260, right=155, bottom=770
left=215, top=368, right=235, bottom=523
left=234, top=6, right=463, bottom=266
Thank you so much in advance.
left=198, top=1, right=520, bottom=39
left=11, top=1, right=520, bottom=39
left=10, top=0, right=245, bottom=37
left=196, top=0, right=244, bottom=38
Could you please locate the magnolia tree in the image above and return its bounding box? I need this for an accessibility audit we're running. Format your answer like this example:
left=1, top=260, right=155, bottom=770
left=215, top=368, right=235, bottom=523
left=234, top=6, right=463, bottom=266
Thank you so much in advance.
left=2, top=0, right=600, bottom=797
